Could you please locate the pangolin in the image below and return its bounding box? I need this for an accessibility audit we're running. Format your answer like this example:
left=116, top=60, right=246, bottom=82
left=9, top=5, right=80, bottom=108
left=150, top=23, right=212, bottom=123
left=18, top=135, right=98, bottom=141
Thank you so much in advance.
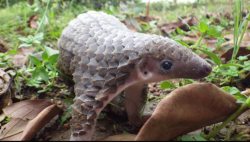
left=57, top=11, right=212, bottom=141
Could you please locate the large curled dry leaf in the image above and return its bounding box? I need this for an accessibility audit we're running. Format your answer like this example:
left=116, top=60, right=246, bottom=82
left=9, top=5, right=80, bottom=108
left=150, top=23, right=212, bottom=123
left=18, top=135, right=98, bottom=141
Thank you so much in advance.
left=0, top=118, right=29, bottom=141
left=135, top=83, right=239, bottom=141
left=101, top=134, right=136, bottom=141
left=0, top=99, right=61, bottom=141
left=3, top=99, right=52, bottom=120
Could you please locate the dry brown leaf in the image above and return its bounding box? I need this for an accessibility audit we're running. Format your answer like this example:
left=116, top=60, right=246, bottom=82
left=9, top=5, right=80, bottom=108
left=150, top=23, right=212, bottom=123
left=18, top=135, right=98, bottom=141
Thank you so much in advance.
left=101, top=134, right=136, bottom=141
left=135, top=15, right=158, bottom=23
left=0, top=39, right=8, bottom=53
left=221, top=47, right=250, bottom=62
left=3, top=99, right=52, bottom=120
left=0, top=100, right=61, bottom=141
left=242, top=89, right=250, bottom=96
left=135, top=83, right=239, bottom=141
left=0, top=93, right=12, bottom=114
left=222, top=32, right=250, bottom=48
left=21, top=104, right=61, bottom=140
left=0, top=118, right=28, bottom=140
left=159, top=16, right=198, bottom=35
left=27, top=15, right=39, bottom=29
left=11, top=47, right=35, bottom=67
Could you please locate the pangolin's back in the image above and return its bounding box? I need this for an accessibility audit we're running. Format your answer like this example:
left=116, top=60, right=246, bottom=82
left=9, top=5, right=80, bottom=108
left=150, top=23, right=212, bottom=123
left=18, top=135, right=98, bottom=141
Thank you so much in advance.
left=57, top=11, right=160, bottom=82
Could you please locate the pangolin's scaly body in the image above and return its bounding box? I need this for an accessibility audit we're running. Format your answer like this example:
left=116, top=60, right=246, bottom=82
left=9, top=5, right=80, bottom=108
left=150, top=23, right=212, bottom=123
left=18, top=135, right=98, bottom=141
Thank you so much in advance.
left=58, top=11, right=212, bottom=141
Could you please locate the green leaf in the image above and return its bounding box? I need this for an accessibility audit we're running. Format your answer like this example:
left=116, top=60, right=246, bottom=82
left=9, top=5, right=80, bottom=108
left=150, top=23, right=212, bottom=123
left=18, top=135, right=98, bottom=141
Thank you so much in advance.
left=48, top=54, right=59, bottom=64
left=198, top=21, right=209, bottom=33
left=179, top=134, right=207, bottom=141
left=34, top=32, right=44, bottom=41
left=44, top=46, right=59, bottom=57
left=32, top=67, right=49, bottom=82
left=243, top=60, right=250, bottom=65
left=105, top=5, right=119, bottom=15
left=26, top=78, right=41, bottom=88
left=238, top=56, right=248, bottom=61
left=219, top=63, right=243, bottom=68
left=235, top=93, right=247, bottom=104
left=223, top=66, right=239, bottom=77
left=215, top=37, right=226, bottom=47
left=246, top=97, right=250, bottom=107
left=207, top=26, right=222, bottom=38
left=140, top=22, right=151, bottom=32
left=221, top=86, right=241, bottom=95
left=199, top=49, right=221, bottom=65
left=42, top=50, right=48, bottom=60
left=175, top=40, right=190, bottom=47
left=29, top=55, right=42, bottom=66
left=221, top=86, right=247, bottom=104
left=176, top=27, right=186, bottom=35
left=18, top=36, right=30, bottom=43
left=243, top=60, right=250, bottom=71
left=59, top=106, right=72, bottom=125
left=149, top=20, right=157, bottom=29
left=19, top=43, right=32, bottom=48
left=180, top=79, right=195, bottom=85
left=160, top=81, right=176, bottom=89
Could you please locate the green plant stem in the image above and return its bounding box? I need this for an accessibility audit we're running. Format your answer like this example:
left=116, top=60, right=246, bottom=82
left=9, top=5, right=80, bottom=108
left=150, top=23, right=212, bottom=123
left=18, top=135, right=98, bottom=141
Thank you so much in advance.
left=232, top=12, right=250, bottom=60
left=238, top=66, right=250, bottom=74
left=205, top=103, right=248, bottom=140
left=237, top=12, right=250, bottom=46
left=193, top=34, right=204, bottom=49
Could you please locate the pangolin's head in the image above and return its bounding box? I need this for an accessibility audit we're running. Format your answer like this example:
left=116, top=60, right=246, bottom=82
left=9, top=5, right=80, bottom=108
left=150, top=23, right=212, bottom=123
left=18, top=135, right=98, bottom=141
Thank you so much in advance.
left=137, top=36, right=212, bottom=83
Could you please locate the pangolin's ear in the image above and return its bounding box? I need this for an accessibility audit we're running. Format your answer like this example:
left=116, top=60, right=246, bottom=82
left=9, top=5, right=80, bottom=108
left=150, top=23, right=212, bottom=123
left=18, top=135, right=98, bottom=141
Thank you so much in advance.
left=136, top=58, right=159, bottom=81
left=137, top=58, right=150, bottom=76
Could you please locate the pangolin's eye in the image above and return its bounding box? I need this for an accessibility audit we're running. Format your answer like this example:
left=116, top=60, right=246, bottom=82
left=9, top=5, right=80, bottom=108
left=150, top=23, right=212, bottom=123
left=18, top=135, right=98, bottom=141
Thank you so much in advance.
left=161, top=60, right=173, bottom=71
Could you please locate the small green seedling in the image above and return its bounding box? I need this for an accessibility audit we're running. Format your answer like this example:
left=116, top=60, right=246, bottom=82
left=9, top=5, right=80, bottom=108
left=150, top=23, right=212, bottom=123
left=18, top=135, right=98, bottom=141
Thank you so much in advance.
left=26, top=46, right=59, bottom=90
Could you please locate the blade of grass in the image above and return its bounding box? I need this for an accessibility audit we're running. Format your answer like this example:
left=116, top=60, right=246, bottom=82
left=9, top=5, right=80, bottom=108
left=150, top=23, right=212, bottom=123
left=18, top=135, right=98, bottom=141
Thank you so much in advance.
left=36, top=0, right=51, bottom=34
left=232, top=0, right=242, bottom=60
left=237, top=12, right=250, bottom=47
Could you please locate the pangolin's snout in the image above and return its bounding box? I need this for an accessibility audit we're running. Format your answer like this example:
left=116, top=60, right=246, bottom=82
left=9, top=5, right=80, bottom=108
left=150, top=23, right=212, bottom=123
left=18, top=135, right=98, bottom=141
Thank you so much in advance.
left=184, top=57, right=212, bottom=79
left=198, top=63, right=212, bottom=78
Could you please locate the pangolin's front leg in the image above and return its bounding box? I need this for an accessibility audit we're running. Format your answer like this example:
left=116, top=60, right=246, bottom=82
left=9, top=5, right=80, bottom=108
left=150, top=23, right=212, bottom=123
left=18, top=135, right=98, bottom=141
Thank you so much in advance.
left=70, top=67, right=137, bottom=141
left=70, top=83, right=148, bottom=140
left=124, top=83, right=148, bottom=128
left=70, top=87, right=101, bottom=140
